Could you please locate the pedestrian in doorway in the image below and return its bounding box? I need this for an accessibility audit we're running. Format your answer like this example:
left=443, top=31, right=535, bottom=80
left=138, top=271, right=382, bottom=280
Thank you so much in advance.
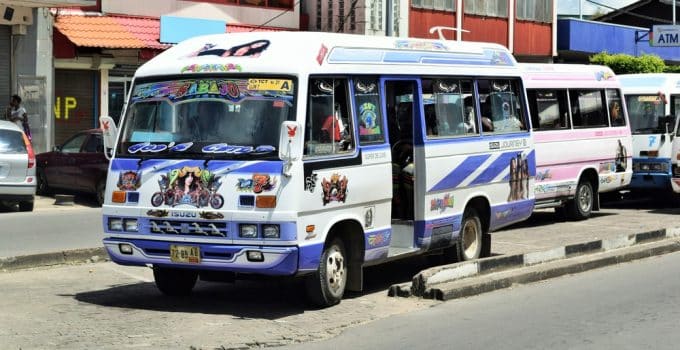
left=6, top=94, right=30, bottom=140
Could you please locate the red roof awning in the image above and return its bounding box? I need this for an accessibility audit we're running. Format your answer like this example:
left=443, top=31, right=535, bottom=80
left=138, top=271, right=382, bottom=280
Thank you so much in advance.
left=54, top=14, right=170, bottom=50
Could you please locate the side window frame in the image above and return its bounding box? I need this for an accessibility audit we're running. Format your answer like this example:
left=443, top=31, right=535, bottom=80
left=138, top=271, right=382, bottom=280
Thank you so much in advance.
left=353, top=76, right=386, bottom=145
left=477, top=78, right=529, bottom=135
left=304, top=76, right=356, bottom=158
left=569, top=89, right=608, bottom=129
left=422, top=77, right=480, bottom=139
left=527, top=89, right=571, bottom=131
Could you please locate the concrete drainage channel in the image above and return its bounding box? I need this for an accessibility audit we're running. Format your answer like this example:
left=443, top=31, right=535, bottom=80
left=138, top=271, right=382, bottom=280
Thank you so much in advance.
left=389, top=226, right=680, bottom=301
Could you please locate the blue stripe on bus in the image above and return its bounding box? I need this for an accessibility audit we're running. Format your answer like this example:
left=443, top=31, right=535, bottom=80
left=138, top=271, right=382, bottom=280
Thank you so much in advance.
left=468, top=151, right=519, bottom=186
left=428, top=154, right=492, bottom=192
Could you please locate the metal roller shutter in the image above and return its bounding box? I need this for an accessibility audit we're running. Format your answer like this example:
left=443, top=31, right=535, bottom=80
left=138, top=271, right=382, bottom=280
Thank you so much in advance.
left=0, top=26, right=11, bottom=112
left=54, top=69, right=95, bottom=146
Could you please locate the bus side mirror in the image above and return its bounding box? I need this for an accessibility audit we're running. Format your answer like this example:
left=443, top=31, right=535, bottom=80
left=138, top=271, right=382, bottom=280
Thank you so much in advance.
left=99, top=116, right=118, bottom=161
left=279, top=121, right=302, bottom=177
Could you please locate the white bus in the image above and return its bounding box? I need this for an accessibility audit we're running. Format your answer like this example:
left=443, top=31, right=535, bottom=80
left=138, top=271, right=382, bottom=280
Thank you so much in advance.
left=522, top=63, right=632, bottom=219
left=619, top=74, right=680, bottom=195
left=99, top=32, right=535, bottom=307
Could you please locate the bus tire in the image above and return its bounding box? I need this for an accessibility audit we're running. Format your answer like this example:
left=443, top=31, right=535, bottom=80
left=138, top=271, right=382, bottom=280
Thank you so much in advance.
left=305, top=238, right=347, bottom=307
left=568, top=180, right=593, bottom=220
left=153, top=267, right=198, bottom=296
left=457, top=208, right=483, bottom=261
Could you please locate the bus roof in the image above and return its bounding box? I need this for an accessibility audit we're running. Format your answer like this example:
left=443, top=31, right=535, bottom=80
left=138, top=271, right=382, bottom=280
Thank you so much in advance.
left=619, top=73, right=680, bottom=94
left=134, top=32, right=520, bottom=79
left=520, top=63, right=619, bottom=89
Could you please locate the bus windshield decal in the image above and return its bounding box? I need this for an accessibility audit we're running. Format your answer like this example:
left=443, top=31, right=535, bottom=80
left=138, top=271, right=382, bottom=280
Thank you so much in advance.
left=201, top=144, right=276, bottom=155
left=132, top=78, right=294, bottom=103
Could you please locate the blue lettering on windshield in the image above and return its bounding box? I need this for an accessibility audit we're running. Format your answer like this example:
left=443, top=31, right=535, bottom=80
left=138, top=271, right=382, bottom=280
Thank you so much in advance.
left=648, top=136, right=657, bottom=147
left=202, top=144, right=276, bottom=154
left=128, top=142, right=194, bottom=154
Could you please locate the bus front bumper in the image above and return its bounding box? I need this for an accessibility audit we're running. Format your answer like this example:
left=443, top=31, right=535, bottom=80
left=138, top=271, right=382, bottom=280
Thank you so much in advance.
left=104, top=238, right=298, bottom=276
left=629, top=172, right=672, bottom=190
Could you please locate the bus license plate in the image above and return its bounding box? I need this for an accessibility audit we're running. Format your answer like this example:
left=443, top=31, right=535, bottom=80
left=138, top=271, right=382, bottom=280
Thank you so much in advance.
left=170, top=245, right=201, bottom=264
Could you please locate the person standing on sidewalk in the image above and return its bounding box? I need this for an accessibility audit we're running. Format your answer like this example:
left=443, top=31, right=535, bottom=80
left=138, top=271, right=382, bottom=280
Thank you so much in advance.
left=5, top=94, right=30, bottom=140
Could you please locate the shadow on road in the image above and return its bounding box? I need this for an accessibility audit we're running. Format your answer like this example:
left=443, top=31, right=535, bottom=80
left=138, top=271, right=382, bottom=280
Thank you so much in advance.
left=71, top=256, right=434, bottom=317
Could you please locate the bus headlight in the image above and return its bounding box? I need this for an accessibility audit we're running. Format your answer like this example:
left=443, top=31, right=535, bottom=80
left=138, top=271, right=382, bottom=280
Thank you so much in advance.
left=262, top=224, right=280, bottom=239
left=239, top=224, right=258, bottom=238
left=108, top=218, right=123, bottom=231
left=123, top=219, right=139, bottom=232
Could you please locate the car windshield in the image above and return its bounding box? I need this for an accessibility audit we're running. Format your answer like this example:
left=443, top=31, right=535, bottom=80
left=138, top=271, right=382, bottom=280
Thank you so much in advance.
left=625, top=94, right=667, bottom=134
left=118, top=77, right=295, bottom=159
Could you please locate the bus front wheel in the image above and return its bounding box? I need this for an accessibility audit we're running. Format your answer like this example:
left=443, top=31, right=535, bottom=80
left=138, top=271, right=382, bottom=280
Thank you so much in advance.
left=153, top=266, right=198, bottom=296
left=306, top=238, right=347, bottom=307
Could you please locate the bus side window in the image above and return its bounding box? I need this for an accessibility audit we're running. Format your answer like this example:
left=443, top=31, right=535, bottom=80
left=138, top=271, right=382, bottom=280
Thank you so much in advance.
left=422, top=78, right=479, bottom=137
left=478, top=79, right=527, bottom=133
left=606, top=89, right=625, bottom=127
left=304, top=77, right=354, bottom=157
left=570, top=89, right=608, bottom=128
left=527, top=89, right=570, bottom=130
left=354, top=77, right=385, bottom=144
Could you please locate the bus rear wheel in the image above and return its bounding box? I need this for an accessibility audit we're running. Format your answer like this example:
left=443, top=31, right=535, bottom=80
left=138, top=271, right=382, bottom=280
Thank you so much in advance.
left=153, top=266, right=198, bottom=296
left=457, top=208, right=483, bottom=261
left=567, top=180, right=593, bottom=220
left=306, top=238, right=347, bottom=307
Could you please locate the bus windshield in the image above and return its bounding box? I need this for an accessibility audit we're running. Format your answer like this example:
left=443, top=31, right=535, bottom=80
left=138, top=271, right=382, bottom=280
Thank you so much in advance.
left=117, top=77, right=296, bottom=159
left=625, top=94, right=666, bottom=134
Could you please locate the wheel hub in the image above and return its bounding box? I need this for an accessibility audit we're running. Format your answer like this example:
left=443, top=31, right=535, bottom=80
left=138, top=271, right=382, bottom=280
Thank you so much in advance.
left=326, top=249, right=345, bottom=293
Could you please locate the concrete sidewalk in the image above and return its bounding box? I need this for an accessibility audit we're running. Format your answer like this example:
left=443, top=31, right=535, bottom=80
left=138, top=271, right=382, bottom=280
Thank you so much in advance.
left=389, top=204, right=680, bottom=300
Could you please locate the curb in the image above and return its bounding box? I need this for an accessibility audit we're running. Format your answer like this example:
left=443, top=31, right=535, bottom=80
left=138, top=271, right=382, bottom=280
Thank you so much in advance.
left=388, top=226, right=680, bottom=299
left=0, top=247, right=108, bottom=272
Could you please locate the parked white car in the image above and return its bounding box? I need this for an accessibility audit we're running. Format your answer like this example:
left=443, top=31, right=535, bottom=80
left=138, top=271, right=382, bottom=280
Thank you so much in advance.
left=0, top=120, right=36, bottom=211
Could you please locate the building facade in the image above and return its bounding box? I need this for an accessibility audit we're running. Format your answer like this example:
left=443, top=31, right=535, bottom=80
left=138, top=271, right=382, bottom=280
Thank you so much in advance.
left=51, top=0, right=300, bottom=146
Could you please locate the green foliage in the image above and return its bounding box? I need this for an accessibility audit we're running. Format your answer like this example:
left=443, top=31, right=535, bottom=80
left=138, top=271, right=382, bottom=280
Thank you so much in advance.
left=664, top=64, right=680, bottom=73
left=589, top=52, right=666, bottom=74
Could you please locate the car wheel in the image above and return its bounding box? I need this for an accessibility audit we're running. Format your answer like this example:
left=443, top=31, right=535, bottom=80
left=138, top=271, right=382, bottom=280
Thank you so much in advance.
left=19, top=200, right=34, bottom=212
left=153, top=267, right=198, bottom=296
left=96, top=180, right=106, bottom=206
left=37, top=170, right=51, bottom=195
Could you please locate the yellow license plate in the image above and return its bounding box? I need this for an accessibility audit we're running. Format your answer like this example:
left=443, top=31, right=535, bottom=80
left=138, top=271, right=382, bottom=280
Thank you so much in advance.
left=170, top=245, right=201, bottom=264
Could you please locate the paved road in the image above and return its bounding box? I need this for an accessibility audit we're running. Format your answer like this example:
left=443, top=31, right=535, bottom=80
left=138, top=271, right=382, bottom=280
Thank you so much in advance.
left=0, top=195, right=101, bottom=258
left=286, top=251, right=680, bottom=350
left=0, top=259, right=437, bottom=349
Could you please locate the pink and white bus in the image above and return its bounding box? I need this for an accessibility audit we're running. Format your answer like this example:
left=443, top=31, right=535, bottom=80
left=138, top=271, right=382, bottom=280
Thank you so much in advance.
left=521, top=64, right=632, bottom=219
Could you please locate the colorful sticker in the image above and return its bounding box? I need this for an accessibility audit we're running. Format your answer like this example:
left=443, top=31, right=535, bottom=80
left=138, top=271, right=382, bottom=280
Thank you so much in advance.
left=359, top=102, right=381, bottom=136
left=189, top=40, right=270, bottom=58
left=535, top=169, right=552, bottom=181
left=367, top=230, right=391, bottom=249
left=236, top=174, right=277, bottom=193
left=118, top=171, right=142, bottom=191
left=147, top=209, right=169, bottom=218
left=595, top=71, right=614, bottom=81
left=430, top=193, right=454, bottom=212
left=199, top=212, right=225, bottom=220
left=132, top=78, right=294, bottom=103
left=394, top=40, right=448, bottom=51
left=151, top=166, right=224, bottom=209
left=181, top=63, right=242, bottom=73
left=364, top=206, right=374, bottom=228
left=321, top=173, right=348, bottom=205
left=508, top=152, right=530, bottom=202
left=247, top=79, right=293, bottom=92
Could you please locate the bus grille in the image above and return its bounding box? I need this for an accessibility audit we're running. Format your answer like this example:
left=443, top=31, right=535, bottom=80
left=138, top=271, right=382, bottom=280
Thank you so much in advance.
left=147, top=219, right=228, bottom=237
